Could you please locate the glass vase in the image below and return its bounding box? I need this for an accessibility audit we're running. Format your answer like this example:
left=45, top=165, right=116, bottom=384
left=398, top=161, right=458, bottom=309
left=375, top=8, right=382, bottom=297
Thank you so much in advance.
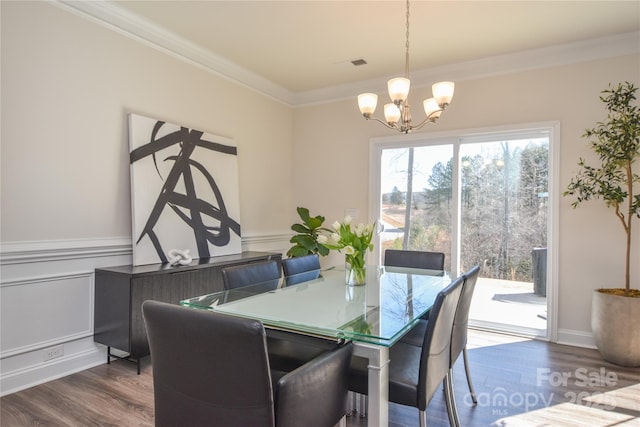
left=345, top=257, right=366, bottom=286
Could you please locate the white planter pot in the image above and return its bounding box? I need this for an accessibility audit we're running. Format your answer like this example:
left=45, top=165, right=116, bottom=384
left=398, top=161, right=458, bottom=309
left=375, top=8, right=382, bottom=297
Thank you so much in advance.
left=591, top=290, right=640, bottom=367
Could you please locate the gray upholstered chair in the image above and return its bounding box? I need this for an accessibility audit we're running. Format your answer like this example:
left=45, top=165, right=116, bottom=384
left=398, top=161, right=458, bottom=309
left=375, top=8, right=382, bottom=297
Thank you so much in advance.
left=142, top=300, right=353, bottom=427
left=351, top=249, right=448, bottom=416
left=449, top=266, right=480, bottom=410
left=281, top=254, right=321, bottom=286
left=347, top=275, right=464, bottom=427
left=384, top=249, right=445, bottom=270
left=222, top=260, right=281, bottom=291
left=396, top=265, right=481, bottom=425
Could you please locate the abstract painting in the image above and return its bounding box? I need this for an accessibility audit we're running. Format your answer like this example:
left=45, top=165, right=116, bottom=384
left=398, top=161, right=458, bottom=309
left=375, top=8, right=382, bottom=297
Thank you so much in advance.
left=128, top=113, right=241, bottom=266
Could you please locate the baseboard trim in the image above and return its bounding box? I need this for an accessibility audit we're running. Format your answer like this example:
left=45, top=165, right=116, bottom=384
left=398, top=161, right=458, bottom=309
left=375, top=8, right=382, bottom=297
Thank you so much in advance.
left=557, top=328, right=596, bottom=349
left=0, top=346, right=106, bottom=397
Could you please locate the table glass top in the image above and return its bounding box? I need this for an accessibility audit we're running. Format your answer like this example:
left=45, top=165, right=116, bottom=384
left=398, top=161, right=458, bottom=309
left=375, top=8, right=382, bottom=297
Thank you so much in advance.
left=180, top=265, right=451, bottom=346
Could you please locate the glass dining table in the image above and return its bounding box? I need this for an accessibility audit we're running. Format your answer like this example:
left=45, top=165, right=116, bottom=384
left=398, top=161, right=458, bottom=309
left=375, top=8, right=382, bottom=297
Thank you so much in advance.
left=181, top=264, right=451, bottom=427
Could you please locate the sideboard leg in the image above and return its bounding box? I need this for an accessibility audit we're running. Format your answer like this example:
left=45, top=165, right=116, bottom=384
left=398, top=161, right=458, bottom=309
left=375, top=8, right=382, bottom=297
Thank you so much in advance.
left=106, top=346, right=141, bottom=374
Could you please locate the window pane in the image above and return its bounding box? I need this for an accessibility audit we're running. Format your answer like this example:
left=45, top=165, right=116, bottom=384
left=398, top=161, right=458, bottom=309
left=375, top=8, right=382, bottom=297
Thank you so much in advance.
left=380, top=145, right=453, bottom=271
left=459, top=138, right=549, bottom=280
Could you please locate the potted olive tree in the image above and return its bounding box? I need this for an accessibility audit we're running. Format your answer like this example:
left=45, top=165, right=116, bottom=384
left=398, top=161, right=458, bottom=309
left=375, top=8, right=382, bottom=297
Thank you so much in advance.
left=564, top=81, right=640, bottom=367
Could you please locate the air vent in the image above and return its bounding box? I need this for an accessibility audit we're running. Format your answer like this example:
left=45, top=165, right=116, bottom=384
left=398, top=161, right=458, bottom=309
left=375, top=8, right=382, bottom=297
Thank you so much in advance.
left=351, top=59, right=367, bottom=67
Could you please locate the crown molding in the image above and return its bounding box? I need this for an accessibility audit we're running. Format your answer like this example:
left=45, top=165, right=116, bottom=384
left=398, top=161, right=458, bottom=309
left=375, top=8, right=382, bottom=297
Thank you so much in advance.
left=294, top=31, right=640, bottom=106
left=54, top=1, right=638, bottom=108
left=54, top=0, right=296, bottom=105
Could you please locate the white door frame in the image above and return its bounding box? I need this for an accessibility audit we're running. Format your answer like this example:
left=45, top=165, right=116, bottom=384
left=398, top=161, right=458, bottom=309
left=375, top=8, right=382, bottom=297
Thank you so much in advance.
left=368, top=122, right=560, bottom=342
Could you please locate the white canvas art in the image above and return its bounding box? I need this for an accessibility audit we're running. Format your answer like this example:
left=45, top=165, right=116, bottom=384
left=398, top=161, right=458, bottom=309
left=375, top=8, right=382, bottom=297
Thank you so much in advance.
left=128, top=114, right=241, bottom=266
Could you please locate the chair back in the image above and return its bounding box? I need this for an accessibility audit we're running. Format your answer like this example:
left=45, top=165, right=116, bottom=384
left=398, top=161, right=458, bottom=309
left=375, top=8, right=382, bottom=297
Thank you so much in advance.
left=451, top=265, right=480, bottom=364
left=142, top=300, right=275, bottom=427
left=281, top=254, right=321, bottom=285
left=384, top=249, right=445, bottom=270
left=222, top=260, right=281, bottom=291
left=417, top=275, right=464, bottom=409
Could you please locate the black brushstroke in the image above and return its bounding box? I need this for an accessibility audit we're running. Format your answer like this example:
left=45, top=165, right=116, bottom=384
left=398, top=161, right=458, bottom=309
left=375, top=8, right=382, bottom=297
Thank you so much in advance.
left=130, top=121, right=241, bottom=262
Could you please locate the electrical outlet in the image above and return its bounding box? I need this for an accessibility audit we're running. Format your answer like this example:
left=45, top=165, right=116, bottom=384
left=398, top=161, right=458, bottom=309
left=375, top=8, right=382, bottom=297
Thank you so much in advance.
left=43, top=345, right=64, bottom=361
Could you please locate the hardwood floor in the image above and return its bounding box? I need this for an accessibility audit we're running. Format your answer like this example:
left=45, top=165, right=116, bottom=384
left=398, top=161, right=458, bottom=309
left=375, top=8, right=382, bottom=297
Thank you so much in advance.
left=2, top=330, right=639, bottom=426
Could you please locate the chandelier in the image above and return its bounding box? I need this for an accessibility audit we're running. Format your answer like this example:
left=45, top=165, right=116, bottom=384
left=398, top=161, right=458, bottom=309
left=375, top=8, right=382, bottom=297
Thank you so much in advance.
left=357, top=0, right=454, bottom=134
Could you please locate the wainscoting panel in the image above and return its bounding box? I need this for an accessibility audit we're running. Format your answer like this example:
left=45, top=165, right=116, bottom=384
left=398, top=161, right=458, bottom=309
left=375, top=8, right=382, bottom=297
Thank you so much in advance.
left=0, top=238, right=134, bottom=396
left=1, top=273, right=93, bottom=356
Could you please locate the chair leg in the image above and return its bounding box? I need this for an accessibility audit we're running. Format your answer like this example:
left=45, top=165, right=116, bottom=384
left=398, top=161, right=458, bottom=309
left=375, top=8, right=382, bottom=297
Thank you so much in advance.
left=347, top=392, right=356, bottom=416
left=359, top=394, right=367, bottom=417
left=365, top=395, right=369, bottom=416
left=463, top=346, right=477, bottom=405
left=444, top=370, right=461, bottom=427
left=419, top=409, right=427, bottom=427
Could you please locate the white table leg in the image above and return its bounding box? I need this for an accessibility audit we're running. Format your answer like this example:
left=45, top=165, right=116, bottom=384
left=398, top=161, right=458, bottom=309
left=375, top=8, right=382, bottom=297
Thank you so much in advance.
left=353, top=343, right=390, bottom=427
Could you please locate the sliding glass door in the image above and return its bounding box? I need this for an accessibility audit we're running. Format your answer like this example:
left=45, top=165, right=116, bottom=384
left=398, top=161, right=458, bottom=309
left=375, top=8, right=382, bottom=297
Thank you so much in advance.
left=373, top=125, right=555, bottom=338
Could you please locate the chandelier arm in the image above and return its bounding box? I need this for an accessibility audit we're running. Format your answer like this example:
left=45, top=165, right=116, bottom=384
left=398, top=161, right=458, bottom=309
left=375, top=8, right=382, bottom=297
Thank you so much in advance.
left=410, top=109, right=444, bottom=131
left=365, top=116, right=401, bottom=131
left=411, top=117, right=437, bottom=131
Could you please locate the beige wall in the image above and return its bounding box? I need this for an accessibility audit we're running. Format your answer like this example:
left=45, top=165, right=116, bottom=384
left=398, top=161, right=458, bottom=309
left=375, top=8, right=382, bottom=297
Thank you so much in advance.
left=1, top=1, right=294, bottom=243
left=293, top=55, right=640, bottom=339
left=0, top=0, right=639, bottom=394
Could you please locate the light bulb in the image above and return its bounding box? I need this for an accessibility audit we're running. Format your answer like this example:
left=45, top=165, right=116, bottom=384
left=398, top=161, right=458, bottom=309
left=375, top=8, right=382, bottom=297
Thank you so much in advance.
left=384, top=103, right=401, bottom=124
left=358, top=93, right=378, bottom=117
left=423, top=98, right=442, bottom=119
left=432, top=81, right=455, bottom=107
left=388, top=78, right=410, bottom=104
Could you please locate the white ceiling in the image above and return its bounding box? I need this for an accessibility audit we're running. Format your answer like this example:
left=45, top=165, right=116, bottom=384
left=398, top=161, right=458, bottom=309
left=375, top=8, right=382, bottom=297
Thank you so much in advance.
left=65, top=1, right=640, bottom=103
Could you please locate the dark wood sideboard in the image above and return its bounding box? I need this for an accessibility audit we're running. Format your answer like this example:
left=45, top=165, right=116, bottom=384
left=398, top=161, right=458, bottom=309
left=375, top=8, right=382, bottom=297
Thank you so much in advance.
left=94, top=251, right=282, bottom=372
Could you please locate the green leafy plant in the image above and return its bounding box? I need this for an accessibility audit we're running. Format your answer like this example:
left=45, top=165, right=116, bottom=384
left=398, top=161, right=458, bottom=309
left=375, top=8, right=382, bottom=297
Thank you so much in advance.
left=564, top=82, right=640, bottom=296
left=286, top=207, right=331, bottom=258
